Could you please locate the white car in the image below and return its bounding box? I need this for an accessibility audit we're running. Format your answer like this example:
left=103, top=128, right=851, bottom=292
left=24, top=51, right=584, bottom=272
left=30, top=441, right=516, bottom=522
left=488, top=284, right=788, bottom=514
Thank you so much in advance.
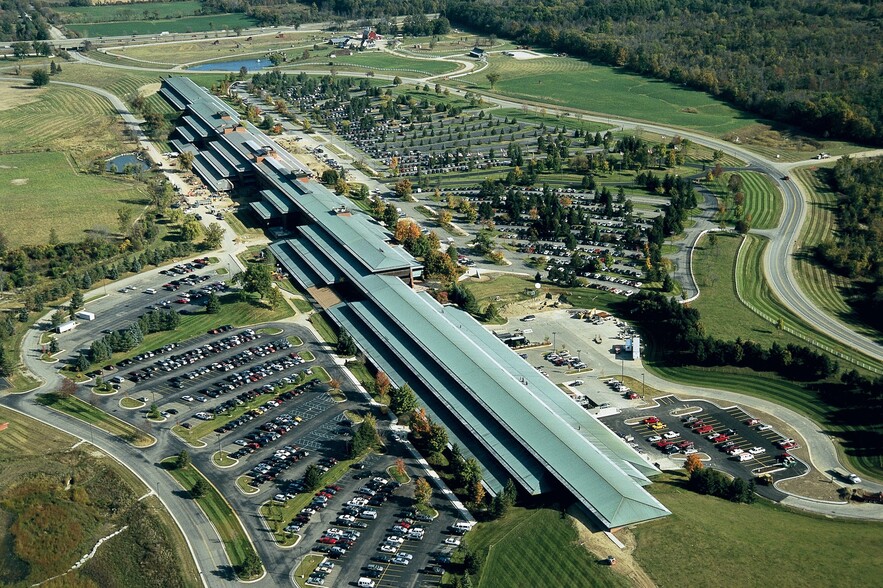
left=646, top=435, right=662, bottom=443
left=663, top=431, right=680, bottom=439
left=737, top=453, right=754, bottom=462
left=385, top=536, right=405, bottom=545
left=444, top=537, right=461, bottom=546
left=847, top=473, right=862, bottom=484
left=379, top=544, right=398, bottom=553
left=729, top=448, right=744, bottom=456
left=181, top=395, right=194, bottom=402
left=682, top=448, right=698, bottom=455
left=749, top=446, right=766, bottom=455
left=756, top=424, right=773, bottom=431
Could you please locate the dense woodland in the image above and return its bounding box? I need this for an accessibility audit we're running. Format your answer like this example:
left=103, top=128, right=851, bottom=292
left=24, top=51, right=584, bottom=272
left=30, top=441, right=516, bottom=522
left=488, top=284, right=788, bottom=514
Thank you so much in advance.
left=0, top=0, right=50, bottom=41
left=816, top=156, right=883, bottom=329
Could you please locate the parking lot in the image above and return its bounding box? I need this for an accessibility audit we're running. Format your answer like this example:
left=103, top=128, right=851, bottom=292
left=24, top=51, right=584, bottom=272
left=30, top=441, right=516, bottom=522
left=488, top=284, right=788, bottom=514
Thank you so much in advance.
left=601, top=396, right=808, bottom=500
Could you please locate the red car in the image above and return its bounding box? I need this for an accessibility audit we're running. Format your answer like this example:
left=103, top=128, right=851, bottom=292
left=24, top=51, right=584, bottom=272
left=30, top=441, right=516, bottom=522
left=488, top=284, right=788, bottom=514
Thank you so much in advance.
left=318, top=536, right=337, bottom=544
left=625, top=392, right=639, bottom=400
left=678, top=441, right=694, bottom=450
left=745, top=418, right=760, bottom=426
left=643, top=416, right=660, bottom=425
left=712, top=434, right=730, bottom=443
left=655, top=440, right=673, bottom=449
left=695, top=425, right=714, bottom=435
left=689, top=421, right=706, bottom=430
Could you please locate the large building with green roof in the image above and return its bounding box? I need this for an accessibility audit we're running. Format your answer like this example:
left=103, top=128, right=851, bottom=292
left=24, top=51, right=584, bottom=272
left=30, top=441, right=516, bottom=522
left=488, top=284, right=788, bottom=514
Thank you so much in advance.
left=161, top=76, right=670, bottom=529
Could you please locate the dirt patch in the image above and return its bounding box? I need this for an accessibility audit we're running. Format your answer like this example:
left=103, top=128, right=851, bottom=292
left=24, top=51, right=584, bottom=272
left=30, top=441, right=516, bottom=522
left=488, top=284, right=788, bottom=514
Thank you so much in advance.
left=0, top=83, right=45, bottom=112
left=276, top=137, right=330, bottom=176
left=568, top=506, right=656, bottom=588
left=10, top=178, right=28, bottom=186
left=776, top=472, right=845, bottom=501
left=137, top=82, right=161, bottom=97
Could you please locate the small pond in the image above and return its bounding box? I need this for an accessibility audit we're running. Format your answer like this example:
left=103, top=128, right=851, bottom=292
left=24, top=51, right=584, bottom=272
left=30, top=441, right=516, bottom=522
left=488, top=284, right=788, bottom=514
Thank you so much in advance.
left=106, top=153, right=150, bottom=174
left=188, top=59, right=269, bottom=72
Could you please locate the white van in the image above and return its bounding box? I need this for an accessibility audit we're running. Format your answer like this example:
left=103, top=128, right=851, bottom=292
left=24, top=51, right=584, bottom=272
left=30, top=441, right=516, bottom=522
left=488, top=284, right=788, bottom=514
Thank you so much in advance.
left=358, top=578, right=376, bottom=588
left=359, top=509, right=377, bottom=519
left=145, top=288, right=157, bottom=294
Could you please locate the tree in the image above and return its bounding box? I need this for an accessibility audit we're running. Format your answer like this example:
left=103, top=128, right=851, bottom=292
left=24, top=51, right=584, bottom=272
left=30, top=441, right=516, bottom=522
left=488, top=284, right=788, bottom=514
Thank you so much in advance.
left=31, top=69, right=50, bottom=87
left=49, top=337, right=59, bottom=355
left=464, top=549, right=484, bottom=575
left=304, top=464, right=323, bottom=490
left=176, top=450, right=191, bottom=469
left=393, top=76, right=402, bottom=86
left=395, top=457, right=406, bottom=479
left=238, top=550, right=263, bottom=578
left=486, top=73, right=501, bottom=89
left=51, top=309, right=67, bottom=328
left=206, top=292, right=221, bottom=314
left=394, top=179, right=413, bottom=200
left=75, top=353, right=90, bottom=373
left=414, top=477, right=432, bottom=505
left=350, top=417, right=378, bottom=457
left=178, top=150, right=194, bottom=171
left=336, top=329, right=358, bottom=356
left=204, top=222, right=225, bottom=249
left=70, top=290, right=84, bottom=311
left=58, top=378, right=77, bottom=398
left=190, top=478, right=209, bottom=499
left=181, top=216, right=203, bottom=242
left=375, top=371, right=391, bottom=397
left=236, top=263, right=273, bottom=300
left=472, top=482, right=486, bottom=506
left=427, top=423, right=449, bottom=454
left=685, top=453, right=703, bottom=474
left=148, top=403, right=161, bottom=419
left=390, top=383, right=418, bottom=415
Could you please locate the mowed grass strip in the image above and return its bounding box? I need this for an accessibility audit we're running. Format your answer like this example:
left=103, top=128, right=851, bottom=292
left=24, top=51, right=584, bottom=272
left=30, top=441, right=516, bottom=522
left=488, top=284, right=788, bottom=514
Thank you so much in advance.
left=0, top=152, right=147, bottom=247
left=65, top=13, right=257, bottom=37
left=634, top=475, right=883, bottom=587
left=36, top=392, right=154, bottom=447
left=114, top=34, right=319, bottom=64
left=0, top=406, right=75, bottom=456
left=162, top=460, right=261, bottom=578
left=740, top=171, right=781, bottom=229
left=468, top=507, right=626, bottom=588
left=54, top=1, right=204, bottom=24
left=456, top=55, right=757, bottom=135
left=0, top=84, right=130, bottom=166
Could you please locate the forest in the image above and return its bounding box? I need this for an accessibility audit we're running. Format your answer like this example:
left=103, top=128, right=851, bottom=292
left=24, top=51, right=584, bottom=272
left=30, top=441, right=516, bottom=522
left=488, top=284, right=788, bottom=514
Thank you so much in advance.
left=0, top=0, right=50, bottom=41
left=816, top=156, right=883, bottom=328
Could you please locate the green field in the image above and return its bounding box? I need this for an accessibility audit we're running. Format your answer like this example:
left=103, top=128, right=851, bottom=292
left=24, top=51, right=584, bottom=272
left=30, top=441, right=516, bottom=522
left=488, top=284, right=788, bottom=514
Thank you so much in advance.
left=36, top=392, right=154, bottom=447
left=467, top=507, right=625, bottom=588
left=112, top=33, right=319, bottom=65
left=163, top=460, right=261, bottom=579
left=65, top=13, right=257, bottom=38
left=0, top=83, right=132, bottom=166
left=0, top=407, right=200, bottom=588
left=705, top=171, right=782, bottom=230
left=277, top=52, right=461, bottom=77
left=0, top=152, right=147, bottom=247
left=634, top=475, right=883, bottom=587
left=54, top=1, right=205, bottom=23
left=456, top=55, right=759, bottom=135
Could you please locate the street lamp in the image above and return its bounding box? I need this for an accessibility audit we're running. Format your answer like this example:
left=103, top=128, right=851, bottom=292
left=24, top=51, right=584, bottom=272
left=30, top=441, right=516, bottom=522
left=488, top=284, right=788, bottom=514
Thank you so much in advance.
left=577, top=349, right=582, bottom=364
left=552, top=331, right=557, bottom=351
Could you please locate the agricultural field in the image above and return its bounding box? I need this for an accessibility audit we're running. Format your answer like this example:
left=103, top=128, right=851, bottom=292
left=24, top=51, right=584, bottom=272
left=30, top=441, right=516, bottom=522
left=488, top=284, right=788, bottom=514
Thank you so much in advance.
left=64, top=13, right=257, bottom=38
left=110, top=33, right=321, bottom=66
left=466, top=507, right=626, bottom=588
left=0, top=407, right=200, bottom=588
left=0, top=82, right=133, bottom=167
left=634, top=474, right=883, bottom=587
left=0, top=152, right=148, bottom=247
left=455, top=54, right=758, bottom=135
left=53, top=1, right=205, bottom=24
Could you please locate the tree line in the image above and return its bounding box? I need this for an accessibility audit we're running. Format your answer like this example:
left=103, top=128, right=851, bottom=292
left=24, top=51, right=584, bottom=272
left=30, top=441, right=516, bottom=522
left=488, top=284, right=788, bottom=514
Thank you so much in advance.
left=815, top=156, right=883, bottom=330
left=625, top=291, right=839, bottom=381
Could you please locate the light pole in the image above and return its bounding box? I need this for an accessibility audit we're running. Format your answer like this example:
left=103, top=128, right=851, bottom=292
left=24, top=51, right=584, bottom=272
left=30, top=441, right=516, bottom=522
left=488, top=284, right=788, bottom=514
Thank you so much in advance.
left=552, top=331, right=557, bottom=351
left=621, top=358, right=624, bottom=382
left=577, top=349, right=582, bottom=364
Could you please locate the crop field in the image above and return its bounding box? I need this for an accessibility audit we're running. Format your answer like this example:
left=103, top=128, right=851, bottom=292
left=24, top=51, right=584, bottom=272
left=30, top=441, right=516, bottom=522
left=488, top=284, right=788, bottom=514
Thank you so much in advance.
left=468, top=507, right=625, bottom=588
left=65, top=13, right=257, bottom=38
left=0, top=83, right=131, bottom=166
left=790, top=166, right=879, bottom=342
left=634, top=475, right=883, bottom=587
left=455, top=55, right=758, bottom=135
left=0, top=407, right=199, bottom=588
left=53, top=1, right=205, bottom=24
left=111, top=34, right=320, bottom=65
left=0, top=152, right=147, bottom=247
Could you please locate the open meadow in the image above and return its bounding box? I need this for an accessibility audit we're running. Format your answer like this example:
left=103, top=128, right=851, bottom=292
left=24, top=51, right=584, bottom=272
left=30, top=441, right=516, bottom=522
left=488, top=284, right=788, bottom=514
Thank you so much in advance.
left=0, top=406, right=199, bottom=588
left=110, top=33, right=321, bottom=66
left=634, top=474, right=883, bottom=587
left=0, top=151, right=147, bottom=247
left=456, top=55, right=758, bottom=135
left=53, top=1, right=205, bottom=24
left=704, top=171, right=782, bottom=230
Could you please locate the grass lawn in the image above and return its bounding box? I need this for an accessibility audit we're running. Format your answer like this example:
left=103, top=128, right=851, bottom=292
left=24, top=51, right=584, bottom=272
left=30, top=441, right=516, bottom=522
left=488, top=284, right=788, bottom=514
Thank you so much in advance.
left=462, top=274, right=627, bottom=316
left=236, top=475, right=259, bottom=494
left=317, top=51, right=460, bottom=76
left=113, top=33, right=317, bottom=65
left=634, top=474, right=883, bottom=587
left=468, top=507, right=626, bottom=588
left=293, top=554, right=324, bottom=588
left=162, top=459, right=261, bottom=579
left=0, top=152, right=148, bottom=246
left=456, top=55, right=758, bottom=135
left=386, top=464, right=411, bottom=485
left=65, top=13, right=257, bottom=37
left=212, top=451, right=236, bottom=467
left=287, top=335, right=304, bottom=346
left=120, top=396, right=144, bottom=409
left=309, top=312, right=338, bottom=345
left=0, top=84, right=133, bottom=168
left=36, top=392, right=154, bottom=447
left=704, top=171, right=782, bottom=230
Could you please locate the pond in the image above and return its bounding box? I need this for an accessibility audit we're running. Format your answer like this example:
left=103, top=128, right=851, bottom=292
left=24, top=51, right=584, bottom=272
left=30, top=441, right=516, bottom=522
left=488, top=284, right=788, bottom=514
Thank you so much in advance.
left=106, top=153, right=150, bottom=174
left=188, top=59, right=269, bottom=72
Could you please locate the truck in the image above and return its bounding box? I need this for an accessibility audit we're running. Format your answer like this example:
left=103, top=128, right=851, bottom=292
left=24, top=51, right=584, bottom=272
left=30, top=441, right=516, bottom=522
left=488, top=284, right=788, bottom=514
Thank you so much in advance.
left=56, top=320, right=77, bottom=334
left=75, top=311, right=95, bottom=321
